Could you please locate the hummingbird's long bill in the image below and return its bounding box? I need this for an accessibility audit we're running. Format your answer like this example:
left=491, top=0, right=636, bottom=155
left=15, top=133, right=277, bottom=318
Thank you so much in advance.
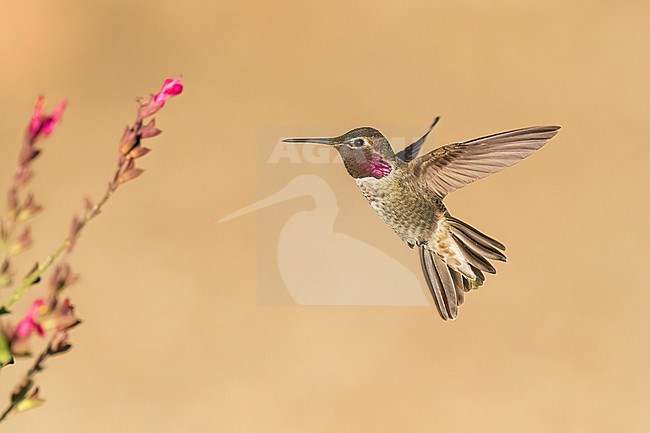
left=282, top=137, right=335, bottom=145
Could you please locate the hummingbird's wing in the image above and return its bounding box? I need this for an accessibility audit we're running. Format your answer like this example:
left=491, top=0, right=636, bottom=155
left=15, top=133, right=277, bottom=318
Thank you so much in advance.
left=395, top=117, right=440, bottom=162
left=411, top=126, right=560, bottom=197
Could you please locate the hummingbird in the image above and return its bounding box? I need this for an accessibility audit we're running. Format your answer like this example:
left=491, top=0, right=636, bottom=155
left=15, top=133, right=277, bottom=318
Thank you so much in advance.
left=283, top=118, right=560, bottom=320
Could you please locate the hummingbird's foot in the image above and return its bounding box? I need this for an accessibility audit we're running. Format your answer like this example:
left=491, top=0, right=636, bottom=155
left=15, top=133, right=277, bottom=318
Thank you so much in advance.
left=407, top=240, right=428, bottom=249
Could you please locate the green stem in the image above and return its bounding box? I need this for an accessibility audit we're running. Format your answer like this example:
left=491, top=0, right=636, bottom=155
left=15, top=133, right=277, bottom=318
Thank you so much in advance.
left=1, top=165, right=119, bottom=311
left=0, top=336, right=56, bottom=423
left=3, top=242, right=68, bottom=310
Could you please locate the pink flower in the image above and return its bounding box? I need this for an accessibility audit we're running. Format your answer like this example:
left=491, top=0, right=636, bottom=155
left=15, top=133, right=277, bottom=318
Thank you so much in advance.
left=137, top=78, right=184, bottom=120
left=15, top=299, right=46, bottom=338
left=152, top=78, right=183, bottom=107
left=27, top=96, right=67, bottom=142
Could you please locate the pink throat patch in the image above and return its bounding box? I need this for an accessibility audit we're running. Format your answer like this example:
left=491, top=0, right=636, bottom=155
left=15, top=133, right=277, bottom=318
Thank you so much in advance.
left=368, top=155, right=392, bottom=179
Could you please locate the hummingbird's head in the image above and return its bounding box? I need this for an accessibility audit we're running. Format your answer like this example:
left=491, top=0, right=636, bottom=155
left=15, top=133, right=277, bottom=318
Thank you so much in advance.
left=283, top=127, right=396, bottom=179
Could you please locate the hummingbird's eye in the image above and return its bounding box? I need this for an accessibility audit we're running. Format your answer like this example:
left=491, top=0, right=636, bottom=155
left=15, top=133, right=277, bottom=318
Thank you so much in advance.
left=351, top=138, right=366, bottom=147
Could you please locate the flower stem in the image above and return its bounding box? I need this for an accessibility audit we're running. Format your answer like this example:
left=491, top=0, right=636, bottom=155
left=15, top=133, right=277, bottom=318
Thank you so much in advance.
left=0, top=333, right=62, bottom=423
left=1, top=161, right=122, bottom=311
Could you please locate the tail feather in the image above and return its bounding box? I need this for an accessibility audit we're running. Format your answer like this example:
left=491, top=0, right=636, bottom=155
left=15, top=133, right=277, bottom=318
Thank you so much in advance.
left=462, top=275, right=473, bottom=292
left=448, top=217, right=506, bottom=255
left=419, top=246, right=458, bottom=320
left=469, top=264, right=485, bottom=286
left=420, top=245, right=458, bottom=320
left=419, top=217, right=507, bottom=320
left=432, top=253, right=459, bottom=318
left=454, top=236, right=496, bottom=274
left=450, top=268, right=465, bottom=305
left=448, top=224, right=506, bottom=262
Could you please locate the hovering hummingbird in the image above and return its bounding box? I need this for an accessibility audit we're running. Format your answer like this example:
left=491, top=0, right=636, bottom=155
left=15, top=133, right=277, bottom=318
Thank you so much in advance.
left=283, top=118, right=560, bottom=320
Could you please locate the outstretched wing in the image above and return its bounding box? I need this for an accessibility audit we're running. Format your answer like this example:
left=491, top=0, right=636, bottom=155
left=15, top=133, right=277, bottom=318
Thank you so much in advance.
left=411, top=126, right=560, bottom=197
left=396, top=117, right=440, bottom=162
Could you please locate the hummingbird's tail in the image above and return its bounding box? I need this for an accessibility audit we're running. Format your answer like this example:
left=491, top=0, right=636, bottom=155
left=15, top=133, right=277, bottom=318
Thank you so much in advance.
left=419, top=217, right=507, bottom=320
left=419, top=246, right=466, bottom=320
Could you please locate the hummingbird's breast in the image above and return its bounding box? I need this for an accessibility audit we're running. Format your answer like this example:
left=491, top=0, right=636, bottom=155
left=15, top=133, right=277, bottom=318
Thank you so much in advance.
left=355, top=164, right=446, bottom=246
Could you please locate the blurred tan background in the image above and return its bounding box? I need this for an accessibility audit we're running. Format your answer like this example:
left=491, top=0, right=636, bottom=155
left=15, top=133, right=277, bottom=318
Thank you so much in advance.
left=0, top=0, right=649, bottom=431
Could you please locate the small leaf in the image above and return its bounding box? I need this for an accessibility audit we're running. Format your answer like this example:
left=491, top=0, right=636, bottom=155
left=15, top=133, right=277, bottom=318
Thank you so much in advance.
left=15, top=193, right=43, bottom=222
left=51, top=331, right=73, bottom=354
left=0, top=260, right=13, bottom=288
left=15, top=387, right=44, bottom=413
left=23, top=263, right=42, bottom=286
left=12, top=166, right=33, bottom=187
left=140, top=119, right=162, bottom=139
left=49, top=263, right=79, bottom=293
left=26, top=262, right=39, bottom=279
left=18, top=146, right=40, bottom=166
left=0, top=222, right=8, bottom=244
left=126, top=146, right=151, bottom=159
left=118, top=168, right=144, bottom=185
left=83, top=196, right=94, bottom=213
left=124, top=158, right=136, bottom=171
left=67, top=216, right=82, bottom=253
left=0, top=332, right=13, bottom=366
left=16, top=397, right=45, bottom=413
left=0, top=274, right=12, bottom=288
left=119, top=126, right=139, bottom=156
left=7, top=188, right=18, bottom=212
left=0, top=306, right=10, bottom=315
left=8, top=227, right=33, bottom=255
